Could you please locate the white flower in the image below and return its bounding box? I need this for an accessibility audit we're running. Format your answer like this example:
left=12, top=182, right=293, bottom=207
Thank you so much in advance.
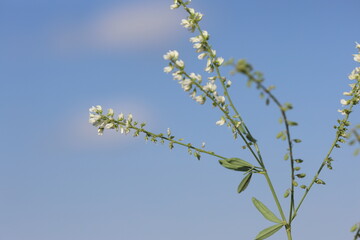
left=343, top=91, right=352, bottom=96
left=170, top=1, right=180, bottom=10
left=170, top=4, right=178, bottom=9
left=163, top=50, right=179, bottom=61
left=89, top=106, right=97, bottom=112
left=353, top=54, right=360, bottom=63
left=195, top=95, right=205, bottom=104
left=118, top=113, right=124, bottom=120
left=193, top=12, right=203, bottom=21
left=175, top=60, right=185, bottom=68
left=89, top=105, right=102, bottom=113
left=216, top=116, right=226, bottom=126
left=201, top=30, right=209, bottom=40
left=167, top=128, right=171, bottom=136
left=164, top=65, right=174, bottom=73
left=105, top=123, right=114, bottom=129
left=193, top=43, right=202, bottom=49
left=181, top=19, right=192, bottom=29
left=356, top=42, right=360, bottom=50
left=89, top=114, right=101, bottom=124
left=338, top=109, right=346, bottom=115
left=172, top=71, right=183, bottom=80
left=208, top=76, right=217, bottom=81
left=188, top=8, right=195, bottom=15
left=127, top=114, right=133, bottom=122
left=201, top=142, right=206, bottom=148
left=189, top=36, right=201, bottom=43
left=181, top=79, right=192, bottom=91
left=349, top=69, right=360, bottom=80
left=226, top=80, right=232, bottom=87
left=205, top=58, right=214, bottom=73
left=216, top=95, right=226, bottom=104
left=107, top=108, right=114, bottom=117
left=198, top=53, right=207, bottom=60
left=203, top=82, right=217, bottom=92
left=189, top=73, right=202, bottom=82
left=340, top=99, right=349, bottom=105
left=214, top=57, right=224, bottom=66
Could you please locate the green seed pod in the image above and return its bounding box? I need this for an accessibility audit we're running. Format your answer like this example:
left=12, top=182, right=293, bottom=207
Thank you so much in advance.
left=283, top=189, right=290, bottom=198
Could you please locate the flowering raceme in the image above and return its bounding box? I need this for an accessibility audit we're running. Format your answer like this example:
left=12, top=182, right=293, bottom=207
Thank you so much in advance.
left=89, top=1, right=360, bottom=239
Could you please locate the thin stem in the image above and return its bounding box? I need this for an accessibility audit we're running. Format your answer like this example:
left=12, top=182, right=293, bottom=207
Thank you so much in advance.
left=180, top=70, right=263, bottom=165
left=180, top=2, right=288, bottom=233
left=117, top=120, right=228, bottom=160
left=246, top=73, right=296, bottom=224
left=292, top=103, right=355, bottom=221
left=354, top=227, right=360, bottom=240
left=262, top=170, right=288, bottom=223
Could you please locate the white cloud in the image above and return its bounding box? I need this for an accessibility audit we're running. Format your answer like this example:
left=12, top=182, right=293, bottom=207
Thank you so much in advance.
left=54, top=2, right=185, bottom=52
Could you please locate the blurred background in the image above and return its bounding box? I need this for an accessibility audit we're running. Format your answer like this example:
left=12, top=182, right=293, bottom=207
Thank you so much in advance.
left=1, top=0, right=359, bottom=239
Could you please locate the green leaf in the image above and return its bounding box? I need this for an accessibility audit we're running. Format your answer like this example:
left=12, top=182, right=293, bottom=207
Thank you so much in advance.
left=219, top=158, right=254, bottom=172
left=350, top=224, right=358, bottom=232
left=276, top=131, right=283, bottom=139
left=287, top=121, right=298, bottom=126
left=252, top=197, right=282, bottom=223
left=237, top=173, right=252, bottom=193
left=255, top=223, right=284, bottom=240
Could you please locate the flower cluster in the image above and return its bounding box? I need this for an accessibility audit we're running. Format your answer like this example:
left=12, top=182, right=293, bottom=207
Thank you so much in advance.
left=338, top=43, right=360, bottom=116
left=181, top=8, right=203, bottom=32
left=170, top=0, right=225, bottom=74
left=166, top=1, right=233, bottom=130
left=189, top=31, right=224, bottom=72
left=163, top=50, right=227, bottom=111
left=89, top=105, right=140, bottom=136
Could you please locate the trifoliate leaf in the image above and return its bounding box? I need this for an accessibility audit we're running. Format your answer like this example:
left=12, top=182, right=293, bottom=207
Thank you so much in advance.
left=254, top=223, right=284, bottom=240
left=252, top=197, right=282, bottom=223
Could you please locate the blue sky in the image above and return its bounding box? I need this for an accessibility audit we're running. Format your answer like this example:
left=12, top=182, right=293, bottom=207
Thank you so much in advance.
left=1, top=0, right=360, bottom=239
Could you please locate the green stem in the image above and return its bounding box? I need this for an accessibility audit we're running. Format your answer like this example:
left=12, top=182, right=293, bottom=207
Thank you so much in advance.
left=119, top=120, right=228, bottom=160
left=354, top=227, right=360, bottom=240
left=262, top=170, right=288, bottom=223
left=246, top=73, right=296, bottom=224
left=181, top=3, right=288, bottom=236
left=292, top=103, right=354, bottom=221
